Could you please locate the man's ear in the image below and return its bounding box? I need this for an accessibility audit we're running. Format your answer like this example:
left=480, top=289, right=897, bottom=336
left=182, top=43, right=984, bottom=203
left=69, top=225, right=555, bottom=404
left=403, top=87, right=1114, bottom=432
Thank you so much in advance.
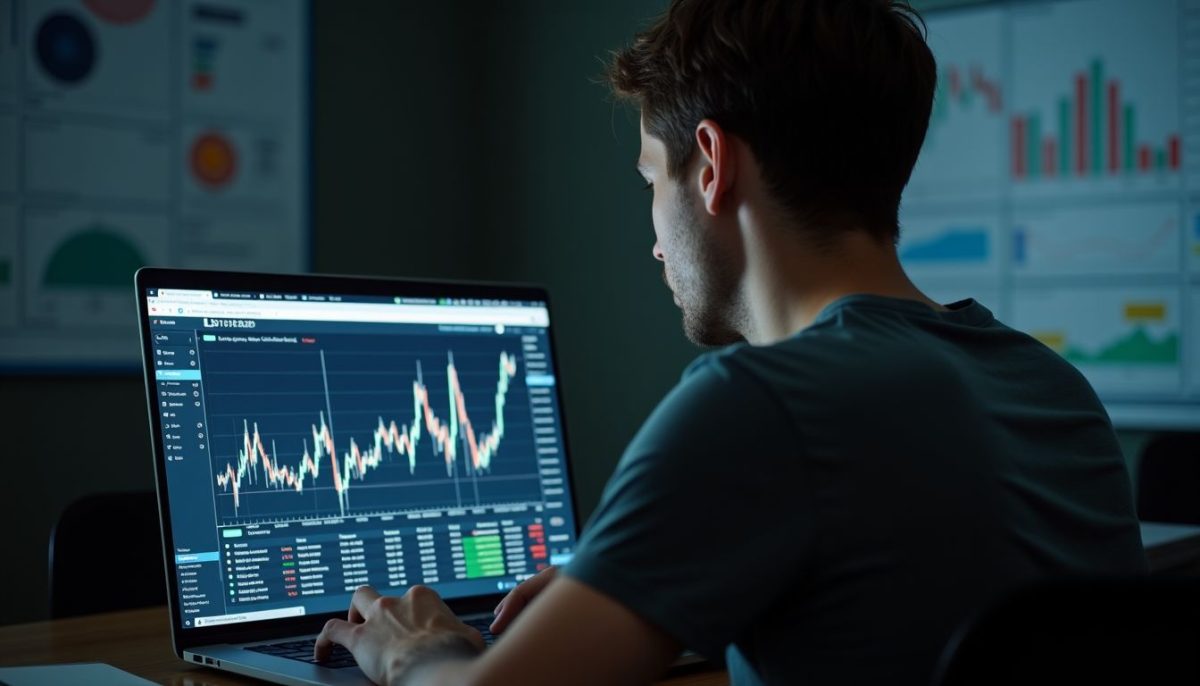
left=694, top=119, right=736, bottom=217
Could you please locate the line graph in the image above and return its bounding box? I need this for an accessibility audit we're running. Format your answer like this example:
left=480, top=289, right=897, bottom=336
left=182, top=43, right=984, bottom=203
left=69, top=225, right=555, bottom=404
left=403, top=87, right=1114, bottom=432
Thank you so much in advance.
left=217, top=350, right=518, bottom=515
left=201, top=334, right=543, bottom=523
left=1011, top=202, right=1179, bottom=276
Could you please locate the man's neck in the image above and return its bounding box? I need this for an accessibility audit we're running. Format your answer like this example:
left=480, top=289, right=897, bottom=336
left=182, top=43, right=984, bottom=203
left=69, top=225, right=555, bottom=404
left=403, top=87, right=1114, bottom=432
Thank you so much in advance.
left=740, top=222, right=945, bottom=345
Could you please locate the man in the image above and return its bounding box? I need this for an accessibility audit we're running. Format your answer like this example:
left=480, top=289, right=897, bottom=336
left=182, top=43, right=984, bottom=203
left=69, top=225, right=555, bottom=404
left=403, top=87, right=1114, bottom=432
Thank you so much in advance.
left=314, top=0, right=1146, bottom=683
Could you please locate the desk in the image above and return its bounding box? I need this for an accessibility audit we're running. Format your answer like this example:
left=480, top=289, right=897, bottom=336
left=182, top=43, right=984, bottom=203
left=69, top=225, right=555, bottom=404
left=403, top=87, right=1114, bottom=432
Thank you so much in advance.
left=0, top=606, right=729, bottom=686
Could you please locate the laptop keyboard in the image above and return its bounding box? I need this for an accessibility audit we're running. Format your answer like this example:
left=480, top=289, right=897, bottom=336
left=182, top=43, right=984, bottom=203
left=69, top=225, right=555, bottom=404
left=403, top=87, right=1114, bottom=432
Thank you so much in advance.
left=246, top=617, right=496, bottom=670
left=465, top=616, right=498, bottom=645
left=247, top=639, right=358, bottom=669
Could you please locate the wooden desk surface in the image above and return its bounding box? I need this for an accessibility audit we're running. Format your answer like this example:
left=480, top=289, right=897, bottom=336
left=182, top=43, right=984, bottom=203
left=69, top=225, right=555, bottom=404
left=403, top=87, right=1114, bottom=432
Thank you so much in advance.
left=0, top=606, right=728, bottom=686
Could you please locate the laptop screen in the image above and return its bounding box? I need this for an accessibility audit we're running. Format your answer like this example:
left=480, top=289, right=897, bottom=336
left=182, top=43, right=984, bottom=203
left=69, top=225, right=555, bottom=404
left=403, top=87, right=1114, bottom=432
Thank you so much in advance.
left=143, top=283, right=579, bottom=630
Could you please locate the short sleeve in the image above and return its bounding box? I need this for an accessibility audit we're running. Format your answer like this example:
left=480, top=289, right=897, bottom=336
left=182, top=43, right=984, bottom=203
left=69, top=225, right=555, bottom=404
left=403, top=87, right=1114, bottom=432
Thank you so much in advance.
left=563, top=353, right=813, bottom=659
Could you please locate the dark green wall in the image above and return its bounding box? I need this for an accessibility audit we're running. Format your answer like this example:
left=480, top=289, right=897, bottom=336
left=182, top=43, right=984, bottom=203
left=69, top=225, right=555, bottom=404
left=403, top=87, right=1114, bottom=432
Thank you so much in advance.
left=310, top=0, right=694, bottom=523
left=467, top=0, right=696, bottom=522
left=2, top=376, right=154, bottom=625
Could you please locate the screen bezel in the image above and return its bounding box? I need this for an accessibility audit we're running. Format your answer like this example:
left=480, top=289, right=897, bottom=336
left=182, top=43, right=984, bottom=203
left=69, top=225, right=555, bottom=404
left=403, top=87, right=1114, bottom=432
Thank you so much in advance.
left=135, top=267, right=582, bottom=653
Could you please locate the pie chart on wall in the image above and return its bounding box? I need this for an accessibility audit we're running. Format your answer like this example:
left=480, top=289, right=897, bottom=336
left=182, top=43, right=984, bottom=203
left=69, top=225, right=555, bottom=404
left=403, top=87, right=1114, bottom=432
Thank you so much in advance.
left=42, top=225, right=149, bottom=290
left=34, top=12, right=97, bottom=85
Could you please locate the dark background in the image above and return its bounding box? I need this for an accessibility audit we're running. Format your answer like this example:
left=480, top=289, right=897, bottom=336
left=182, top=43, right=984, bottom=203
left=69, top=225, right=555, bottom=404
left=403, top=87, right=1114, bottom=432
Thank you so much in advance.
left=0, top=0, right=1151, bottom=626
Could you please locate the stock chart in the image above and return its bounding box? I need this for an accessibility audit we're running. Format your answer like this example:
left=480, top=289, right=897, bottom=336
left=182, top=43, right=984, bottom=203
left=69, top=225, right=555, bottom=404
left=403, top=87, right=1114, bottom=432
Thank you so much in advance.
left=202, top=334, right=546, bottom=523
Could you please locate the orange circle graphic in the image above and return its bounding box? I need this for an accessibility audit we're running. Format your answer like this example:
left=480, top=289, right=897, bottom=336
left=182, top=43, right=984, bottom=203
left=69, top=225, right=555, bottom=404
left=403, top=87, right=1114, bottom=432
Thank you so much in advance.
left=190, top=132, right=237, bottom=189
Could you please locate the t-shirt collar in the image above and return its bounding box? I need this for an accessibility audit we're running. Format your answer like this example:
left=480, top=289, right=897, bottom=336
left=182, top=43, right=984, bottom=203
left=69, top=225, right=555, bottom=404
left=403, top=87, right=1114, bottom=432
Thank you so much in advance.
left=810, top=293, right=995, bottom=327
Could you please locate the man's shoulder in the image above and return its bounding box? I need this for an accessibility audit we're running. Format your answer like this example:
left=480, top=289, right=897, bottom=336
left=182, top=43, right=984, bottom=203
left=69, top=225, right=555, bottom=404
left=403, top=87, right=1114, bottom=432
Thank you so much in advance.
left=680, top=310, right=1087, bottom=420
left=683, top=323, right=919, bottom=393
left=622, top=347, right=801, bottom=467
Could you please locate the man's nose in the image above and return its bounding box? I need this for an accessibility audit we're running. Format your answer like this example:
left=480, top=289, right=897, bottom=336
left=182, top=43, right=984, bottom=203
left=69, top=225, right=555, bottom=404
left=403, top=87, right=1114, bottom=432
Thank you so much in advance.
left=652, top=242, right=664, bottom=262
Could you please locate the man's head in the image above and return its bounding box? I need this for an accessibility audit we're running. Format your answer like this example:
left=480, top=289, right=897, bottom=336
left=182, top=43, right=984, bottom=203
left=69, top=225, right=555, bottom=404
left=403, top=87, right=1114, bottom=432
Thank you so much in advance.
left=609, top=0, right=936, bottom=345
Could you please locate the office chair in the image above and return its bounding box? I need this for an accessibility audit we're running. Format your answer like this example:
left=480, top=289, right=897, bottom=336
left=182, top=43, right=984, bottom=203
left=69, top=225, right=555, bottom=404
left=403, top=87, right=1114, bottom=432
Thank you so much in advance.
left=1137, top=432, right=1200, bottom=524
left=932, top=577, right=1200, bottom=685
left=49, top=491, right=167, bottom=618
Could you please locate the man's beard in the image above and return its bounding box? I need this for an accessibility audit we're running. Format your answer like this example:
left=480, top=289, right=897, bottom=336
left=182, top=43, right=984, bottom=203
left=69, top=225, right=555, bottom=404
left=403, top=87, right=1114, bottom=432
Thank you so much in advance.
left=667, top=192, right=745, bottom=347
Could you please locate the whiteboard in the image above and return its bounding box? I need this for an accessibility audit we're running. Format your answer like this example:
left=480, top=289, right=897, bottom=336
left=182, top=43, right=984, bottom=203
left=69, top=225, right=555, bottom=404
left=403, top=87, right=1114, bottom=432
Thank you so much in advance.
left=0, top=0, right=309, bottom=368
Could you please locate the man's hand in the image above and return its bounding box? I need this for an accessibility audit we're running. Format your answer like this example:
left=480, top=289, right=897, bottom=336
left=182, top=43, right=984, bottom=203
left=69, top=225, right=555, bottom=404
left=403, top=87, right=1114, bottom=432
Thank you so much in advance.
left=314, top=585, right=485, bottom=685
left=490, top=565, right=557, bottom=635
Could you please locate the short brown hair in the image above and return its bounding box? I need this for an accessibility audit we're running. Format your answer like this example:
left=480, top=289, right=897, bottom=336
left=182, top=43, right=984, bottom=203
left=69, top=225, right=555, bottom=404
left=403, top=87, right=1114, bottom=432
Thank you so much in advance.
left=608, top=0, right=936, bottom=242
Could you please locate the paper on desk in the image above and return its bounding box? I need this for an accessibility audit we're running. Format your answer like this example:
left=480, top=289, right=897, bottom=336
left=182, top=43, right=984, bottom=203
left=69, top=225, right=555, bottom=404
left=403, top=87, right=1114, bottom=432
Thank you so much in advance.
left=0, top=662, right=157, bottom=685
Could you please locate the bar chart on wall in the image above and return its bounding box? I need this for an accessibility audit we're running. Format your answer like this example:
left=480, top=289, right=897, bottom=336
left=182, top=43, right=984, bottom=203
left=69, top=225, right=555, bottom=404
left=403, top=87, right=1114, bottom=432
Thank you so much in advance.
left=900, top=0, right=1200, bottom=427
left=1009, top=0, right=1181, bottom=195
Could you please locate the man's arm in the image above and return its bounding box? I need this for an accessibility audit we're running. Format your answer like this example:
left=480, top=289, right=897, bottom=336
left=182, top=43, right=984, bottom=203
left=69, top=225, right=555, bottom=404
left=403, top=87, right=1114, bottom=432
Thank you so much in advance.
left=314, top=578, right=680, bottom=686
left=427, top=577, right=680, bottom=686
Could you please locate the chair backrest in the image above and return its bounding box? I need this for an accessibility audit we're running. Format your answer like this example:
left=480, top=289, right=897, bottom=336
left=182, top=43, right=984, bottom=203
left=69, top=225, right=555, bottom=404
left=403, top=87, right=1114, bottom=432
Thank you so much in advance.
left=932, top=577, right=1200, bottom=685
left=1137, top=432, right=1200, bottom=524
left=49, top=491, right=166, bottom=619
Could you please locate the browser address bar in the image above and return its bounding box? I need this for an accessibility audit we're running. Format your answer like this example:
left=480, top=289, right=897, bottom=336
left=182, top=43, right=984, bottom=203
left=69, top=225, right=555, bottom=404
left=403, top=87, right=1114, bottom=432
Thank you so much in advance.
left=147, top=300, right=550, bottom=327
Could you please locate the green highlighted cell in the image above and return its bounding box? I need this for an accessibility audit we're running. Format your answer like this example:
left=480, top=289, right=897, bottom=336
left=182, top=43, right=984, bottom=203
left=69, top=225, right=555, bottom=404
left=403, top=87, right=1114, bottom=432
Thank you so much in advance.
left=462, top=535, right=505, bottom=579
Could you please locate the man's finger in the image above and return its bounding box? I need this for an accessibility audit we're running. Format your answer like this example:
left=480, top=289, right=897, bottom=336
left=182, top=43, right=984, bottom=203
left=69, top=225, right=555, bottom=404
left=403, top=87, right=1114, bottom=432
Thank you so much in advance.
left=489, top=593, right=527, bottom=635
left=502, top=566, right=556, bottom=611
left=350, top=585, right=382, bottom=621
left=492, top=583, right=524, bottom=617
left=314, top=618, right=355, bottom=662
left=490, top=567, right=557, bottom=634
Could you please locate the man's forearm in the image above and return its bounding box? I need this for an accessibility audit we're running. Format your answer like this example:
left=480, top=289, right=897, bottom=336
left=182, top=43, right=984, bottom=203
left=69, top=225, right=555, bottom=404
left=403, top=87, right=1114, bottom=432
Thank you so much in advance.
left=396, top=656, right=477, bottom=686
left=387, top=634, right=481, bottom=686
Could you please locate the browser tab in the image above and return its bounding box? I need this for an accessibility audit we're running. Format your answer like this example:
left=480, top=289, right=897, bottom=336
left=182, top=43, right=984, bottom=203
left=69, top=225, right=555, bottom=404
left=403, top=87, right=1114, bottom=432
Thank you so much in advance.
left=157, top=289, right=213, bottom=301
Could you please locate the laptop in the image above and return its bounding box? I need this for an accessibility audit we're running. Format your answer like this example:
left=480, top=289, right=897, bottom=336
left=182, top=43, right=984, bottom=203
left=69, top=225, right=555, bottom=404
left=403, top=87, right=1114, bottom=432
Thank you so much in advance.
left=136, top=267, right=652, bottom=684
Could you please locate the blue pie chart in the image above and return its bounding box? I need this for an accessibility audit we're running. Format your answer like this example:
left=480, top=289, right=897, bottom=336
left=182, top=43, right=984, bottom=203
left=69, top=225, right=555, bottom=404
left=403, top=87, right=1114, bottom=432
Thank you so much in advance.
left=35, top=12, right=97, bottom=84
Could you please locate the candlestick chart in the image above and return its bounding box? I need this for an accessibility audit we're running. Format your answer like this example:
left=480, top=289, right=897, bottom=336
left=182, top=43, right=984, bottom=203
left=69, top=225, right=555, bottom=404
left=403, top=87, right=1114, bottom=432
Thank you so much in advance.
left=201, top=333, right=546, bottom=523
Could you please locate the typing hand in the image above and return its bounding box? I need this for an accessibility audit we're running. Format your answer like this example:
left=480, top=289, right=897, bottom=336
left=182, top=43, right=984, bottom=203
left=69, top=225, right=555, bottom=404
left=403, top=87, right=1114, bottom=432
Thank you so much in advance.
left=490, top=565, right=558, bottom=635
left=314, top=585, right=484, bottom=685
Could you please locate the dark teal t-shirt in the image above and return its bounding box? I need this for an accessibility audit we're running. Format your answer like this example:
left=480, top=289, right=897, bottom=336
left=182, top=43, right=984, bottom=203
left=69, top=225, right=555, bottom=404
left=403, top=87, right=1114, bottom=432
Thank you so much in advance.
left=564, top=295, right=1145, bottom=686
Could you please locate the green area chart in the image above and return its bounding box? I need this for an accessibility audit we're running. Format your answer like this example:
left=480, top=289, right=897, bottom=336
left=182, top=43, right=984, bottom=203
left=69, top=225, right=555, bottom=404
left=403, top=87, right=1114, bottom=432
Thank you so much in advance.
left=1063, top=328, right=1179, bottom=365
